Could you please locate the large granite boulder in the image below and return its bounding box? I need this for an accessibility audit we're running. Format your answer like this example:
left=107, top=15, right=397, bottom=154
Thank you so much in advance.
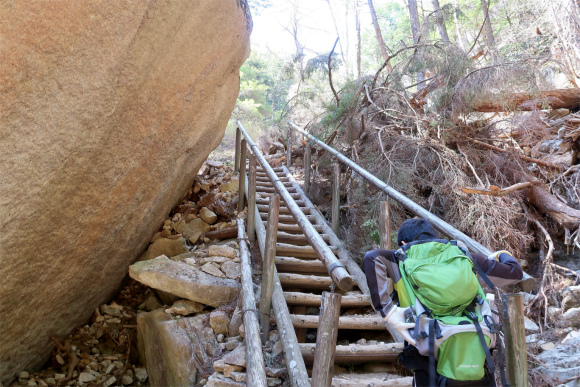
left=0, top=0, right=251, bottom=383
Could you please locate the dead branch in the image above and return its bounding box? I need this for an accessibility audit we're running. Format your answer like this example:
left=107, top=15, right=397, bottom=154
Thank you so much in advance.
left=458, top=146, right=485, bottom=187
left=461, top=182, right=534, bottom=196
left=471, top=139, right=567, bottom=171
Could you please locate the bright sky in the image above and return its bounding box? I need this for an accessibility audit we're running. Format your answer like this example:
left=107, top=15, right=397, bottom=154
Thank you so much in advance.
left=251, top=0, right=374, bottom=58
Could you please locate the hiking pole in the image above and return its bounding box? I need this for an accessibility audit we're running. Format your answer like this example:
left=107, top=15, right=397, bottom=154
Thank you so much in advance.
left=502, top=294, right=528, bottom=386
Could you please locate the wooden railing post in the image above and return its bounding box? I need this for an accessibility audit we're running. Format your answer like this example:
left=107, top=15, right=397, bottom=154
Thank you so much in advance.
left=503, top=293, right=528, bottom=386
left=237, top=219, right=268, bottom=387
left=331, top=162, right=340, bottom=235
left=311, top=291, right=341, bottom=387
left=287, top=125, right=292, bottom=169
left=247, top=154, right=257, bottom=241
left=304, top=142, right=311, bottom=195
left=238, top=139, right=247, bottom=213
left=258, top=194, right=280, bottom=344
left=379, top=201, right=392, bottom=250
left=235, top=127, right=241, bottom=172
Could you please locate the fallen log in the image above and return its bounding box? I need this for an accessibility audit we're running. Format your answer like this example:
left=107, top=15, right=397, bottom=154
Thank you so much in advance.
left=204, top=226, right=238, bottom=240
left=528, top=185, right=580, bottom=229
left=473, top=88, right=580, bottom=112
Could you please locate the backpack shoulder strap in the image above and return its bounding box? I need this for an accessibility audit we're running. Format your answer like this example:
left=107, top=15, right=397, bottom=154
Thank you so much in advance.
left=456, top=243, right=496, bottom=290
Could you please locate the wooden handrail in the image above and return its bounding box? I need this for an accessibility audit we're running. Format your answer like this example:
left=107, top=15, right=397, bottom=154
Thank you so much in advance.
left=288, top=121, right=536, bottom=292
left=237, top=120, right=353, bottom=292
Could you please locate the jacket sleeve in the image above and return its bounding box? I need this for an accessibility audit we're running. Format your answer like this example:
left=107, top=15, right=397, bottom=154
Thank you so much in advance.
left=472, top=251, right=523, bottom=287
left=363, top=249, right=399, bottom=317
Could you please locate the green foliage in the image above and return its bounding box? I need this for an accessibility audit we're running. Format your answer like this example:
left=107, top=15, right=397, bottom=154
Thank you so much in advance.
left=361, top=218, right=380, bottom=245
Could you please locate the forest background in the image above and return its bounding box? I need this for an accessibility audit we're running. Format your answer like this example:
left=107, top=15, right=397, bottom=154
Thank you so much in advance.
left=216, top=0, right=580, bottom=360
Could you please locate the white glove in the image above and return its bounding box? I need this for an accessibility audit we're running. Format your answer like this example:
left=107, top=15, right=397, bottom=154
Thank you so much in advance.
left=487, top=250, right=511, bottom=261
left=385, top=306, right=416, bottom=345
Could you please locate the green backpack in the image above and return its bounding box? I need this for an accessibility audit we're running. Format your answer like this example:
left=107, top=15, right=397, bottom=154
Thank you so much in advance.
left=394, top=239, right=505, bottom=386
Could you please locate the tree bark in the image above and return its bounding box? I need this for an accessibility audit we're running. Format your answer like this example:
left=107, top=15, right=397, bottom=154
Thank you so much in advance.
left=473, top=88, right=580, bottom=112
left=368, top=0, right=392, bottom=72
left=480, top=0, right=499, bottom=63
left=431, top=0, right=450, bottom=43
left=407, top=0, right=425, bottom=88
left=326, top=0, right=349, bottom=78
left=527, top=185, right=580, bottom=229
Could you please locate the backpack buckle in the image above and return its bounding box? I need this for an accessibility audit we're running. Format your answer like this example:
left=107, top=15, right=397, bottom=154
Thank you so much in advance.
left=467, top=311, right=478, bottom=321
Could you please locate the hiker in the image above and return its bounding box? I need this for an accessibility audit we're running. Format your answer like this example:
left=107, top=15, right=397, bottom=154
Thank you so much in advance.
left=363, top=218, right=523, bottom=387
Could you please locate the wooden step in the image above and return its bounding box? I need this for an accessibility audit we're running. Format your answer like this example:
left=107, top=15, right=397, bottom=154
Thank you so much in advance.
left=256, top=176, right=290, bottom=183
left=290, top=314, right=386, bottom=330
left=284, top=291, right=371, bottom=307
left=256, top=192, right=302, bottom=200
left=328, top=374, right=413, bottom=386
left=276, top=231, right=329, bottom=245
left=275, top=257, right=327, bottom=274
left=278, top=273, right=333, bottom=289
left=259, top=213, right=317, bottom=224
left=256, top=181, right=295, bottom=189
left=256, top=186, right=298, bottom=194
left=268, top=222, right=324, bottom=234
left=256, top=198, right=306, bottom=207
left=276, top=243, right=338, bottom=258
left=257, top=204, right=310, bottom=215
left=300, top=343, right=403, bottom=363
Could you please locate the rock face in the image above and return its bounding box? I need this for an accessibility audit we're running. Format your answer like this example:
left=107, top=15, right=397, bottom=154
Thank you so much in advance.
left=0, top=0, right=251, bottom=383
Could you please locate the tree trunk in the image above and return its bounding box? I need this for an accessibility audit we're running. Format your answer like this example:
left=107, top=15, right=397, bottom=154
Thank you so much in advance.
left=473, top=88, right=580, bottom=112
left=368, top=0, right=392, bottom=72
left=431, top=0, right=450, bottom=43
left=480, top=0, right=499, bottom=63
left=527, top=185, right=580, bottom=229
left=407, top=0, right=425, bottom=89
left=326, top=0, right=348, bottom=78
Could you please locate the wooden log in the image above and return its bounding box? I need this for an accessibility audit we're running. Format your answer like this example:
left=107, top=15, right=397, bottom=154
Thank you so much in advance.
left=328, top=375, right=413, bottom=387
left=300, top=343, right=403, bottom=363
left=304, top=143, right=311, bottom=195
left=239, top=121, right=353, bottom=292
left=256, top=198, right=306, bottom=207
left=291, top=304, right=307, bottom=342
left=379, top=201, right=392, bottom=250
left=331, top=376, right=412, bottom=387
left=235, top=127, right=241, bottom=172
left=311, top=292, right=342, bottom=387
left=287, top=125, right=293, bottom=169
left=259, top=213, right=317, bottom=224
left=251, top=185, right=311, bottom=387
left=204, top=226, right=238, bottom=241
left=257, top=192, right=302, bottom=201
left=291, top=314, right=385, bottom=330
left=247, top=155, right=257, bottom=241
left=258, top=195, right=280, bottom=344
left=256, top=176, right=290, bottom=182
left=278, top=273, right=333, bottom=289
left=275, top=257, right=327, bottom=274
left=257, top=204, right=311, bottom=215
left=332, top=162, right=340, bottom=235
left=276, top=243, right=339, bottom=259
left=473, top=88, right=580, bottom=112
left=255, top=181, right=296, bottom=189
left=528, top=184, right=580, bottom=229
left=268, top=222, right=324, bottom=234
left=238, top=139, right=247, bottom=212
left=503, top=293, right=528, bottom=387
left=276, top=231, right=330, bottom=246
left=284, top=291, right=370, bottom=307
left=237, top=220, right=268, bottom=387
left=256, top=186, right=298, bottom=194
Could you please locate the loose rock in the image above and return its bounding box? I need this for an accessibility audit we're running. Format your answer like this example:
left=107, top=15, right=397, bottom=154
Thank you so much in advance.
left=209, top=245, right=237, bottom=259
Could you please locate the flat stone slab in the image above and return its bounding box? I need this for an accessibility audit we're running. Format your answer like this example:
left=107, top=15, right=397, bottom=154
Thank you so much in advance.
left=129, top=256, right=238, bottom=307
